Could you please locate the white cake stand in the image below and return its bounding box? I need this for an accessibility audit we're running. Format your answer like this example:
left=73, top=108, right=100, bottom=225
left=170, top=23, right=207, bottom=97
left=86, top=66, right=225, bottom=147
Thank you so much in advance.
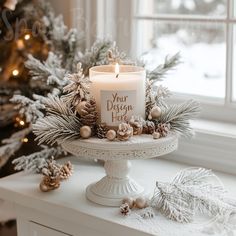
left=61, top=134, right=178, bottom=206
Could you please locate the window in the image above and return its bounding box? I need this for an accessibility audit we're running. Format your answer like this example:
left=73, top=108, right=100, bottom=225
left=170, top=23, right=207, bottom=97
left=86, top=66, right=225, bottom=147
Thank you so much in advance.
left=130, top=0, right=236, bottom=123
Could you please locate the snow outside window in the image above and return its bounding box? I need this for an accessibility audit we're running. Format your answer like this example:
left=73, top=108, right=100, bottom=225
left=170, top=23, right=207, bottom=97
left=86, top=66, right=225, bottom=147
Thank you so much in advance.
left=133, top=0, right=236, bottom=103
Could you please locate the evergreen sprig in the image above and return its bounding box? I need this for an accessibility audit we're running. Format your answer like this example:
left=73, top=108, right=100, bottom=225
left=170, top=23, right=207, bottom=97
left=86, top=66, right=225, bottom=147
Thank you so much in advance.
left=147, top=52, right=181, bottom=83
left=150, top=168, right=235, bottom=224
left=158, top=100, right=201, bottom=137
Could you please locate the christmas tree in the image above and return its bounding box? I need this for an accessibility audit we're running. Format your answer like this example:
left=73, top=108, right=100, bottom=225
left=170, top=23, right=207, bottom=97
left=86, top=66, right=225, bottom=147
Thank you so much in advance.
left=0, top=0, right=115, bottom=175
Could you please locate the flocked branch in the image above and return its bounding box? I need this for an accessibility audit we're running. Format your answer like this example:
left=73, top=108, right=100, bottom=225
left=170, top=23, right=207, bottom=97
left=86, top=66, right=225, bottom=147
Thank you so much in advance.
left=158, top=100, right=201, bottom=137
left=33, top=97, right=82, bottom=145
left=13, top=146, right=64, bottom=173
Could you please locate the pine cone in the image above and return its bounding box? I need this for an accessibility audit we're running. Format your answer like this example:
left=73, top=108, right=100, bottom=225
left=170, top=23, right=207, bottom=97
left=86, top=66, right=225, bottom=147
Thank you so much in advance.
left=96, top=123, right=108, bottom=139
left=156, top=123, right=170, bottom=137
left=41, top=158, right=61, bottom=178
left=40, top=175, right=61, bottom=192
left=145, top=99, right=156, bottom=119
left=117, top=123, right=133, bottom=141
left=129, top=116, right=144, bottom=135
left=80, top=98, right=98, bottom=127
left=120, top=203, right=130, bottom=216
left=143, top=121, right=155, bottom=134
left=60, top=161, right=73, bottom=180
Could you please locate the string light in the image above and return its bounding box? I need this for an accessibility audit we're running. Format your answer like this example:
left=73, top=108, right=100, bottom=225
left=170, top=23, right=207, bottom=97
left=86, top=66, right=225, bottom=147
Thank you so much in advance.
left=16, top=39, right=24, bottom=50
left=21, top=138, right=28, bottom=143
left=15, top=117, right=26, bottom=128
left=12, top=69, right=19, bottom=77
left=19, top=120, right=25, bottom=126
left=24, top=34, right=31, bottom=41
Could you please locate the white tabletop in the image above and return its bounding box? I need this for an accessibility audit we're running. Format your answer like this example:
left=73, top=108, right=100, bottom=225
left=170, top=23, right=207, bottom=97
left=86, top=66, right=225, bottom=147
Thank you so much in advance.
left=0, top=157, right=236, bottom=236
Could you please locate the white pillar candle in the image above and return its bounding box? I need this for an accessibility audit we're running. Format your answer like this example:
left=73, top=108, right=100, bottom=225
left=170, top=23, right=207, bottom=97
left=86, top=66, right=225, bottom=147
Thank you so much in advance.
left=89, top=64, right=146, bottom=127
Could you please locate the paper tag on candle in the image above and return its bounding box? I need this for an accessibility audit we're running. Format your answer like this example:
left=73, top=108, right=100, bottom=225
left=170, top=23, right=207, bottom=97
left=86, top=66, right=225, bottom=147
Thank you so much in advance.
left=101, top=90, right=137, bottom=126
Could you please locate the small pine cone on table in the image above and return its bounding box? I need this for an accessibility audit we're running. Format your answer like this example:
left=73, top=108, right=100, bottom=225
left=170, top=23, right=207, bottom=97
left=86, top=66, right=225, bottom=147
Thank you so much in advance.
left=60, top=161, right=73, bottom=180
left=142, top=120, right=155, bottom=134
left=96, top=123, right=108, bottom=139
left=156, top=123, right=171, bottom=137
left=80, top=98, right=98, bottom=128
left=129, top=115, right=144, bottom=135
left=120, top=203, right=131, bottom=216
left=40, top=175, right=61, bottom=192
left=117, top=123, right=133, bottom=141
left=40, top=157, right=61, bottom=192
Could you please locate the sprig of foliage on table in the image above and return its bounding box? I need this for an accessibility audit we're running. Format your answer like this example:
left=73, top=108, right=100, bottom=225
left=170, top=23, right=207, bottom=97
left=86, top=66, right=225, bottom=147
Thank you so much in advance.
left=149, top=167, right=236, bottom=226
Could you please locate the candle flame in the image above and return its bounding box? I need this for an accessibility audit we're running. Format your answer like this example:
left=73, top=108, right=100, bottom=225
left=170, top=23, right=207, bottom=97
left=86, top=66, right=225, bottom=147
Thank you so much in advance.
left=115, top=63, right=119, bottom=78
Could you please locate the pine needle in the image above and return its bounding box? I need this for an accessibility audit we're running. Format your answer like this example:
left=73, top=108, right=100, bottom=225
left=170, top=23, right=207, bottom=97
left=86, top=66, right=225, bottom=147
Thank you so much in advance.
left=158, top=100, right=201, bottom=137
left=147, top=53, right=181, bottom=82
left=33, top=114, right=81, bottom=145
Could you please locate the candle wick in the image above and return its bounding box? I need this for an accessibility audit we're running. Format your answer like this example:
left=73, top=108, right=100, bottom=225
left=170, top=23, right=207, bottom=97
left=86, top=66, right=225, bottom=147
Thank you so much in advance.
left=116, top=73, right=119, bottom=78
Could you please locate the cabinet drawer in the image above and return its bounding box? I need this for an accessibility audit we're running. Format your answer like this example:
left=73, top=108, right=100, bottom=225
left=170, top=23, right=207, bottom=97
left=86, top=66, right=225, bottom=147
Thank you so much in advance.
left=29, top=221, right=72, bottom=236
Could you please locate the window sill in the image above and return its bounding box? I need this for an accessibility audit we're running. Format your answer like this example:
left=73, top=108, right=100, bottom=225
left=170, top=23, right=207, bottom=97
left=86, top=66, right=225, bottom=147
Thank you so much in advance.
left=162, top=119, right=236, bottom=175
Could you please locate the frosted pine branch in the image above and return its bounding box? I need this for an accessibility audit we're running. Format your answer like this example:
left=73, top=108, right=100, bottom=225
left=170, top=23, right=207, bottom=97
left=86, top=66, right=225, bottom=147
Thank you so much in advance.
left=2, top=127, right=32, bottom=144
left=0, top=127, right=32, bottom=169
left=79, top=39, right=115, bottom=76
left=43, top=95, right=74, bottom=116
left=158, top=100, right=201, bottom=137
left=13, top=146, right=64, bottom=173
left=150, top=168, right=236, bottom=224
left=62, top=63, right=90, bottom=106
left=10, top=95, right=45, bottom=123
left=0, top=142, right=22, bottom=169
left=27, top=95, right=82, bottom=145
left=25, top=52, right=67, bottom=88
left=33, top=114, right=82, bottom=145
left=147, top=53, right=181, bottom=83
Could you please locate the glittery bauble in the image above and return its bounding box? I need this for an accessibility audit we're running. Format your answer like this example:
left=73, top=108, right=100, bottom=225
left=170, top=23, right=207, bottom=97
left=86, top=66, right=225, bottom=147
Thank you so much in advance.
left=106, top=129, right=116, bottom=141
left=80, top=126, right=92, bottom=139
left=148, top=106, right=162, bottom=120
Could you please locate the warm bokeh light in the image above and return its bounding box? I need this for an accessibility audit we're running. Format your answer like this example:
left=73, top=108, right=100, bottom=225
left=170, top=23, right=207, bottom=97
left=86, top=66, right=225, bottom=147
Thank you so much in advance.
left=12, top=69, right=19, bottom=76
left=19, top=120, right=25, bottom=126
left=22, top=138, right=28, bottom=143
left=16, top=39, right=24, bottom=50
left=24, top=34, right=31, bottom=41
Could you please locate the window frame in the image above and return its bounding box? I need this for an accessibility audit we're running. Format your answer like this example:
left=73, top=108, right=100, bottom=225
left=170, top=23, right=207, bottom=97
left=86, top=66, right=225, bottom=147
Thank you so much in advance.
left=130, top=0, right=236, bottom=124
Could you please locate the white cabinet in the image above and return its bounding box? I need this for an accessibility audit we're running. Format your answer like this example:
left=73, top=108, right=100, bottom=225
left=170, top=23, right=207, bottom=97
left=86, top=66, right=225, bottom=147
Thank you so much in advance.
left=29, top=222, right=71, bottom=236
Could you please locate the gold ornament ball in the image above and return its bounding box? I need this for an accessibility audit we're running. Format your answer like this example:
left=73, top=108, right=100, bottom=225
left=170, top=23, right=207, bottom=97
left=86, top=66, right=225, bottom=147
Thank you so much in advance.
left=76, top=101, right=87, bottom=116
left=153, top=131, right=161, bottom=139
left=80, top=126, right=92, bottom=139
left=106, top=129, right=116, bottom=141
left=122, top=197, right=135, bottom=209
left=135, top=197, right=147, bottom=209
left=148, top=106, right=162, bottom=120
left=39, top=182, right=50, bottom=192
